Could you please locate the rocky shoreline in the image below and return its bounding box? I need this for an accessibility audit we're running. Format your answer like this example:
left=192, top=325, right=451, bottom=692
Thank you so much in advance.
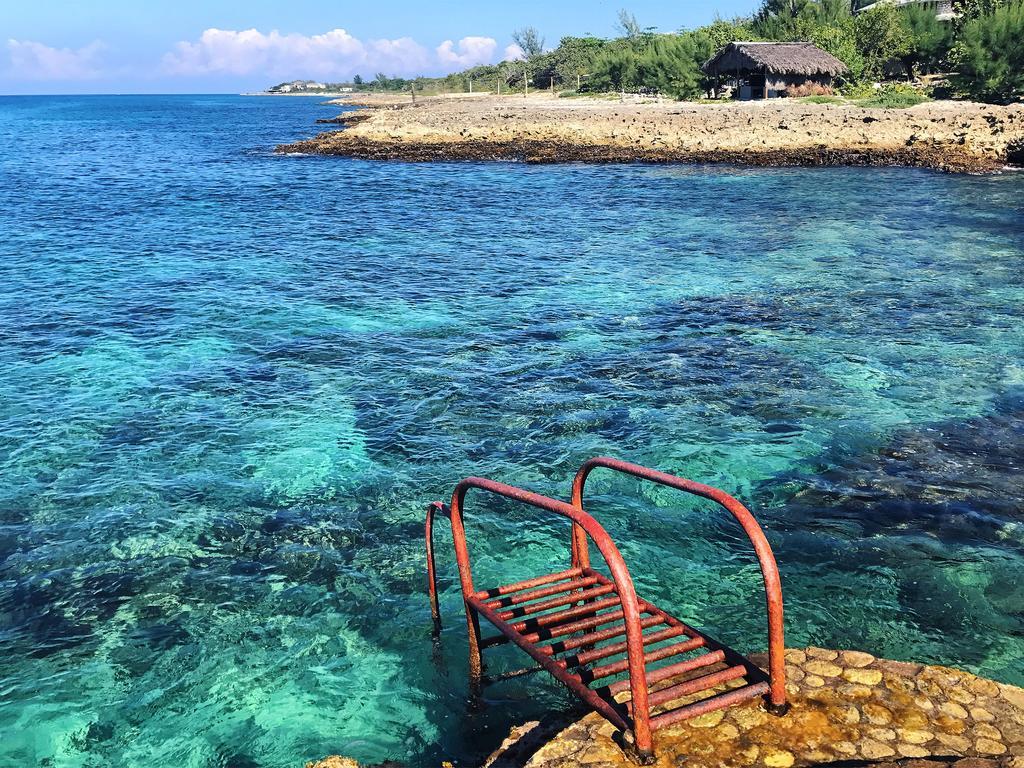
left=307, top=648, right=1024, bottom=768
left=281, top=133, right=1003, bottom=173
left=277, top=94, right=1024, bottom=174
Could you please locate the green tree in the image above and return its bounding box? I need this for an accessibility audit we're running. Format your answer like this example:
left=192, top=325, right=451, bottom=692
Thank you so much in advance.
left=590, top=46, right=639, bottom=91
left=700, top=17, right=760, bottom=49
left=952, top=0, right=1007, bottom=21
left=854, top=2, right=911, bottom=79
left=512, top=27, right=546, bottom=57
left=591, top=32, right=714, bottom=99
left=752, top=0, right=854, bottom=40
left=952, top=0, right=1024, bottom=102
left=352, top=74, right=363, bottom=86
left=616, top=9, right=643, bottom=38
left=898, top=4, right=953, bottom=77
left=551, top=36, right=606, bottom=88
left=811, top=16, right=865, bottom=81
left=752, top=0, right=816, bottom=39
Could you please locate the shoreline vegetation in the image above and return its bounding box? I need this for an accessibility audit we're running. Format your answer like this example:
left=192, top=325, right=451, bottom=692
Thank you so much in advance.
left=269, top=0, right=1024, bottom=172
left=262, top=0, right=1024, bottom=107
left=275, top=91, right=1024, bottom=173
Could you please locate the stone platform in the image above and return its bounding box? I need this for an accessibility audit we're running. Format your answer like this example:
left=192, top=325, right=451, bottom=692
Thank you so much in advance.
left=482, top=648, right=1024, bottom=768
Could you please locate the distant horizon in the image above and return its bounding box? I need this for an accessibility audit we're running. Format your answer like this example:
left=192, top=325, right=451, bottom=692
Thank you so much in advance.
left=0, top=92, right=340, bottom=97
left=0, top=0, right=754, bottom=95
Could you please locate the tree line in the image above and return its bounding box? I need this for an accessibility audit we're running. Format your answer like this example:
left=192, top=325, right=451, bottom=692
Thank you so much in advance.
left=358, top=0, right=1023, bottom=104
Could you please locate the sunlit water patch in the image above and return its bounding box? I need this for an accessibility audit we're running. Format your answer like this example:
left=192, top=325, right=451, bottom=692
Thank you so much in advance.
left=0, top=95, right=1022, bottom=767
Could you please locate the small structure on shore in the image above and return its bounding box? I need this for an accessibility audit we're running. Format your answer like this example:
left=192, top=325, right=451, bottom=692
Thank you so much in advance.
left=703, top=42, right=848, bottom=100
left=855, top=0, right=956, bottom=21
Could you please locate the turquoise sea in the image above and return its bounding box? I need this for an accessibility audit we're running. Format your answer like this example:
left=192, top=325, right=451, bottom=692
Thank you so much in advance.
left=1, top=94, right=1023, bottom=767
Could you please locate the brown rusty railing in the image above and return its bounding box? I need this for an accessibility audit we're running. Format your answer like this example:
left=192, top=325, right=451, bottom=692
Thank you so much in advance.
left=571, top=456, right=788, bottom=714
left=426, top=458, right=788, bottom=763
left=427, top=477, right=653, bottom=757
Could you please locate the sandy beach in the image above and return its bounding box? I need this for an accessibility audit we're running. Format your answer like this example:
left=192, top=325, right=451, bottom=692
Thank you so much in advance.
left=278, top=92, right=1024, bottom=173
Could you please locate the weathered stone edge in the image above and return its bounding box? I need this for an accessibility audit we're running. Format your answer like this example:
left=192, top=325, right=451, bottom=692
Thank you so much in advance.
left=276, top=134, right=1011, bottom=174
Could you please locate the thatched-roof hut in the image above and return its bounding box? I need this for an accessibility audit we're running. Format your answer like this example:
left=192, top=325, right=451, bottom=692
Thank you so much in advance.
left=703, top=42, right=848, bottom=99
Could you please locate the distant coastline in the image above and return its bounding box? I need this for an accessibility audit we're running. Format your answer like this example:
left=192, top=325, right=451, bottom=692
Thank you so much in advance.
left=241, top=91, right=356, bottom=97
left=277, top=92, right=1024, bottom=174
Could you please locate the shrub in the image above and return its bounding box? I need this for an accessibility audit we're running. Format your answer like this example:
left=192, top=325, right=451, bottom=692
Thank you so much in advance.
left=952, top=0, right=1024, bottom=103
left=590, top=32, right=714, bottom=99
left=854, top=82, right=931, bottom=107
left=785, top=82, right=835, bottom=97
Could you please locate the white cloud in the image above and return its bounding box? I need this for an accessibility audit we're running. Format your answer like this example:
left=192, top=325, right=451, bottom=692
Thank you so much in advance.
left=163, top=28, right=438, bottom=79
left=503, top=43, right=526, bottom=62
left=436, top=36, right=497, bottom=68
left=5, top=39, right=105, bottom=80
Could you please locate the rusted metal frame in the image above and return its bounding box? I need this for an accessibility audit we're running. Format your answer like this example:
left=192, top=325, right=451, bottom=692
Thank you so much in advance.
left=581, top=568, right=768, bottom=688
left=519, top=607, right=640, bottom=643
left=580, top=636, right=707, bottom=684
left=604, top=649, right=726, bottom=696
left=496, top=583, right=616, bottom=620
left=632, top=592, right=767, bottom=685
left=475, top=568, right=583, bottom=600
left=467, top=594, right=632, bottom=733
left=448, top=477, right=654, bottom=760
left=560, top=626, right=686, bottom=669
left=484, top=576, right=600, bottom=609
left=650, top=681, right=770, bottom=729
left=426, top=501, right=450, bottom=634
left=572, top=457, right=787, bottom=713
left=509, top=595, right=622, bottom=632
left=641, top=664, right=748, bottom=710
left=583, top=569, right=704, bottom=640
left=537, top=616, right=665, bottom=655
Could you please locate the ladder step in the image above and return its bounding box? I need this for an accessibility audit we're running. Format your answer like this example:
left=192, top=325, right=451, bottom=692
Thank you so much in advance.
left=485, top=576, right=600, bottom=609
left=541, top=616, right=665, bottom=655
left=510, top=596, right=621, bottom=632
left=497, top=583, right=616, bottom=620
left=475, top=568, right=583, bottom=600
left=562, top=626, right=686, bottom=668
left=583, top=635, right=706, bottom=682
left=650, top=682, right=769, bottom=729
left=605, top=649, right=726, bottom=695
left=643, top=664, right=748, bottom=709
left=519, top=608, right=629, bottom=643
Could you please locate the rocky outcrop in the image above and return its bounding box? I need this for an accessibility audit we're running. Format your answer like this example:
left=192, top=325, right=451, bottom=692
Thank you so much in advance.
left=277, top=95, right=1024, bottom=173
left=307, top=648, right=1024, bottom=768
left=314, top=113, right=373, bottom=126
left=488, top=648, right=1024, bottom=768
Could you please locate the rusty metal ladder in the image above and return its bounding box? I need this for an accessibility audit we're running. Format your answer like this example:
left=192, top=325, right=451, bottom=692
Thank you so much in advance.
left=425, top=457, right=788, bottom=763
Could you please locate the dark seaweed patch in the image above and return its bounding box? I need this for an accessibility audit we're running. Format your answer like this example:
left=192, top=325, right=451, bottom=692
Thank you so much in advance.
left=777, top=388, right=1024, bottom=549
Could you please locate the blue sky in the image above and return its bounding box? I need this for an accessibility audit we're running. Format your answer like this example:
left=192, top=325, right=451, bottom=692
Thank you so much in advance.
left=1, top=0, right=755, bottom=94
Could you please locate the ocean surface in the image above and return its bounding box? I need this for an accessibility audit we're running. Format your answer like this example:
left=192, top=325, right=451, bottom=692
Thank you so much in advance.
left=1, top=94, right=1022, bottom=768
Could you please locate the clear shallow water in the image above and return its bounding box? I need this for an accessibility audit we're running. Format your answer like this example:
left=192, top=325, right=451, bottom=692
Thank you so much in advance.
left=1, top=94, right=1023, bottom=768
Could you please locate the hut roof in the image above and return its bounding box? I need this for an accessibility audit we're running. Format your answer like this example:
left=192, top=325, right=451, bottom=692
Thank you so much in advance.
left=703, top=42, right=848, bottom=77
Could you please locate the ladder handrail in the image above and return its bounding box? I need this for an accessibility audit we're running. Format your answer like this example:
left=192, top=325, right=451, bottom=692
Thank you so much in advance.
left=426, top=476, right=654, bottom=758
left=571, top=456, right=787, bottom=712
